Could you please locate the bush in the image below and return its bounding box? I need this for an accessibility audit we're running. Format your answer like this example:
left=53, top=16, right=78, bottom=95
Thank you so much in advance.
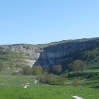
left=72, top=79, right=78, bottom=87
left=37, top=74, right=65, bottom=86
left=32, top=65, right=42, bottom=75
left=22, top=65, right=32, bottom=75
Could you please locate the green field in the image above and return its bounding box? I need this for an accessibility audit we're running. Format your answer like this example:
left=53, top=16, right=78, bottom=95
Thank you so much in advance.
left=0, top=85, right=99, bottom=99
left=0, top=72, right=99, bottom=99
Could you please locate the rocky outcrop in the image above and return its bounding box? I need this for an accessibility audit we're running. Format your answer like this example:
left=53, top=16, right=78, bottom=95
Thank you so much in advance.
left=0, top=37, right=99, bottom=69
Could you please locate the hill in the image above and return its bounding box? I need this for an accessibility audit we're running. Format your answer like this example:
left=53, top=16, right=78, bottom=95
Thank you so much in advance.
left=0, top=37, right=99, bottom=72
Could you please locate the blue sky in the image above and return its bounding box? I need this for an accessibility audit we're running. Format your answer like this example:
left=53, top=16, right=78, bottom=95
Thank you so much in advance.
left=0, top=0, right=99, bottom=45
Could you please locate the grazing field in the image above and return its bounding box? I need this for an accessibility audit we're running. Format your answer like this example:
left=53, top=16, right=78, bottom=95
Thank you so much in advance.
left=0, top=84, right=99, bottom=99
left=0, top=73, right=99, bottom=99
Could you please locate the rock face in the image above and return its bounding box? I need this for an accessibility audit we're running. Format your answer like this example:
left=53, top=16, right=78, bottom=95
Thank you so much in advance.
left=0, top=37, right=99, bottom=69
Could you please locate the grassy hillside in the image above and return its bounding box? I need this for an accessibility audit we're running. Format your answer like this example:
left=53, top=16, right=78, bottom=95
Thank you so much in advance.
left=0, top=45, right=99, bottom=99
left=0, top=72, right=99, bottom=99
left=0, top=51, right=28, bottom=71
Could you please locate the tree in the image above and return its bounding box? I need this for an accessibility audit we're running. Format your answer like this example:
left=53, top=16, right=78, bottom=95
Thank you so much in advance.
left=71, top=60, right=86, bottom=76
left=32, top=65, right=42, bottom=75
left=53, top=65, right=62, bottom=74
left=80, top=61, right=86, bottom=74
left=22, top=65, right=32, bottom=75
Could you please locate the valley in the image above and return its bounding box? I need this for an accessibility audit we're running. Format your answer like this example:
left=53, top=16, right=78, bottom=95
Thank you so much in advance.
left=0, top=37, right=99, bottom=99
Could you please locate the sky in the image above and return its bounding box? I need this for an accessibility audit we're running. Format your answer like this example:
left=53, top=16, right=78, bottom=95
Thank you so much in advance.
left=0, top=0, right=99, bottom=45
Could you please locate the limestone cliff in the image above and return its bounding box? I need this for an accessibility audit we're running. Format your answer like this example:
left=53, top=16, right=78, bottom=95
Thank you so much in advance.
left=0, top=37, right=99, bottom=69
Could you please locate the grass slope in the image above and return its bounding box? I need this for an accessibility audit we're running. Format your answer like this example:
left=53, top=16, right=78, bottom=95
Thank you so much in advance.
left=0, top=72, right=99, bottom=99
left=0, top=84, right=99, bottom=99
